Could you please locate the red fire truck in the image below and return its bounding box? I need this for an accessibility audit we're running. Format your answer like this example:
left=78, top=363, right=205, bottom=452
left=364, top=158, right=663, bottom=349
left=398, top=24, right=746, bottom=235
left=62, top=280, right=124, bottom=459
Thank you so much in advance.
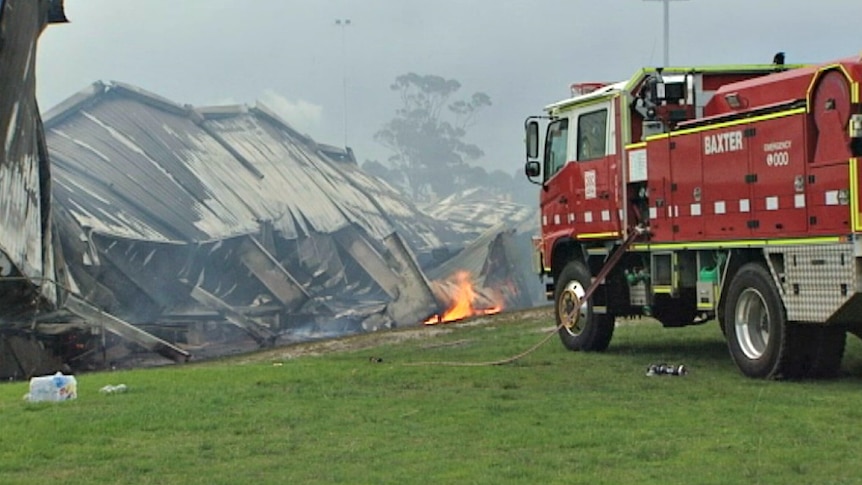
left=524, top=54, right=862, bottom=379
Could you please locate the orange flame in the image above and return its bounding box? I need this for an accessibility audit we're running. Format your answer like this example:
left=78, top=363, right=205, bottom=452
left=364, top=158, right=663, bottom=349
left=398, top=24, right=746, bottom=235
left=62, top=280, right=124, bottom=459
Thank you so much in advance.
left=425, top=271, right=503, bottom=324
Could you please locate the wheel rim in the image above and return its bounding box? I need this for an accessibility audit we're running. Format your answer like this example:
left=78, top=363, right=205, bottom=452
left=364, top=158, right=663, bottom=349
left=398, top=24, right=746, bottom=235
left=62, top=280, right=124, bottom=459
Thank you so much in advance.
left=734, top=288, right=770, bottom=359
left=558, top=280, right=588, bottom=336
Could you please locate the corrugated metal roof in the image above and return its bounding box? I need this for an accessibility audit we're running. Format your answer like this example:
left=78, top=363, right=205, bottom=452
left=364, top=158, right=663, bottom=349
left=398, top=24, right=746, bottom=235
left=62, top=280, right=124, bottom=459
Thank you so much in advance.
left=198, top=106, right=358, bottom=238
left=46, top=83, right=262, bottom=242
left=44, top=82, right=458, bottom=260
left=248, top=104, right=453, bottom=252
left=422, top=187, right=533, bottom=237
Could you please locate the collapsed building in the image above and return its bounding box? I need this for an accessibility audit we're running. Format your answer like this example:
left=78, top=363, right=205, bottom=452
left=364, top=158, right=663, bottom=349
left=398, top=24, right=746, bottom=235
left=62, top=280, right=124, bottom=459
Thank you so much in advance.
left=0, top=1, right=540, bottom=379
left=0, top=0, right=69, bottom=378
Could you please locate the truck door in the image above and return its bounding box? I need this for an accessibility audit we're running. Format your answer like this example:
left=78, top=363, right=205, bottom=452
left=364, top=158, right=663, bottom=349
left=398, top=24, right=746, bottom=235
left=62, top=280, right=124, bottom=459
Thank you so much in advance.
left=539, top=117, right=575, bottom=261
left=540, top=102, right=619, bottom=263
left=572, top=105, right=619, bottom=237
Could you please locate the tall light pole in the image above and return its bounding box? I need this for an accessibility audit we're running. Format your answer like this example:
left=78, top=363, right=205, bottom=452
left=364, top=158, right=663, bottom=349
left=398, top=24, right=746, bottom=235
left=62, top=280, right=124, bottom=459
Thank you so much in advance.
left=335, top=18, right=351, bottom=149
left=643, top=0, right=688, bottom=66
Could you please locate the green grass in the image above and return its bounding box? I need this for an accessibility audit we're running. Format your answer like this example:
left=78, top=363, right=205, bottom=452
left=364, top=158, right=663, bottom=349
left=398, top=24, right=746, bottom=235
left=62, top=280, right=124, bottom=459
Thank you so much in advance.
left=2, top=309, right=862, bottom=484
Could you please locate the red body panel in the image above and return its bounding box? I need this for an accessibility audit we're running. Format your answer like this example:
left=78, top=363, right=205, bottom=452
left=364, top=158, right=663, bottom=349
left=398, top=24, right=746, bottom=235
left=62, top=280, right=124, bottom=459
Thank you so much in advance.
left=748, top=116, right=809, bottom=236
left=646, top=139, right=673, bottom=242
left=653, top=61, right=858, bottom=243
left=577, top=154, right=620, bottom=236
left=657, top=114, right=838, bottom=241
left=808, top=162, right=852, bottom=235
left=704, top=66, right=817, bottom=117
left=539, top=57, right=862, bottom=271
left=811, top=70, right=854, bottom=165
left=541, top=153, right=622, bottom=263
left=699, top=127, right=751, bottom=239
left=540, top=162, right=579, bottom=263
left=705, top=59, right=862, bottom=118
left=669, top=133, right=704, bottom=241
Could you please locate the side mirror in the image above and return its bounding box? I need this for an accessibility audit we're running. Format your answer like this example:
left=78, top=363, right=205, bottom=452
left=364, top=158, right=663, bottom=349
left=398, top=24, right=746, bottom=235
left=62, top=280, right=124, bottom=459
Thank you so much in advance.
left=524, top=160, right=540, bottom=178
left=526, top=120, right=540, bottom=159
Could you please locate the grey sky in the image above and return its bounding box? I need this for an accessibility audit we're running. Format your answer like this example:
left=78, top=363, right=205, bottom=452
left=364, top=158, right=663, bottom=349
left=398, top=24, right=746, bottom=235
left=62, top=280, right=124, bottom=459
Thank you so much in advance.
left=36, top=0, right=862, bottom=174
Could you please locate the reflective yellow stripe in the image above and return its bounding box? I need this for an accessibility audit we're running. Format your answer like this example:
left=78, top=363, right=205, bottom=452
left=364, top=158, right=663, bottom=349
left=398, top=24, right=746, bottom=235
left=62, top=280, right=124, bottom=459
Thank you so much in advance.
left=645, top=133, right=670, bottom=142
left=667, top=108, right=806, bottom=137
left=851, top=158, right=862, bottom=232
left=653, top=286, right=673, bottom=294
left=671, top=252, right=679, bottom=291
left=620, top=96, right=632, bottom=147
left=576, top=231, right=620, bottom=240
left=626, top=141, right=647, bottom=150
left=853, top=81, right=860, bottom=104
left=806, top=64, right=855, bottom=111
left=632, top=236, right=843, bottom=251
left=761, top=237, right=846, bottom=246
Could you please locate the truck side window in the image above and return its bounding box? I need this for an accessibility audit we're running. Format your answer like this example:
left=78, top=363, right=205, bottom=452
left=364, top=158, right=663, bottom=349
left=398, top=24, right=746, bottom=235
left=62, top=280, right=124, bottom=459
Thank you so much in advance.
left=577, top=109, right=608, bottom=161
left=544, top=118, right=569, bottom=179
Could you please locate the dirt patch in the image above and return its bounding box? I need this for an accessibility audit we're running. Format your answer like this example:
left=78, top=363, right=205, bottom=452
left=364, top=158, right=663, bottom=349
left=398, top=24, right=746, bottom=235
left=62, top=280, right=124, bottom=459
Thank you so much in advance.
left=235, top=306, right=553, bottom=364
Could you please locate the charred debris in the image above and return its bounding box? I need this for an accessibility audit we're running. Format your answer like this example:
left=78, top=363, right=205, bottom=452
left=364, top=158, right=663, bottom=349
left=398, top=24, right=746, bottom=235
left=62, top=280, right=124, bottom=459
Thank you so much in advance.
left=0, top=1, right=539, bottom=379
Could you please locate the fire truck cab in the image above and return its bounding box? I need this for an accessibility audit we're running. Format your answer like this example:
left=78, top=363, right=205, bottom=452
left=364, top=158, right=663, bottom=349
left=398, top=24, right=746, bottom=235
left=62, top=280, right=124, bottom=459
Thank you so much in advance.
left=525, top=56, right=862, bottom=379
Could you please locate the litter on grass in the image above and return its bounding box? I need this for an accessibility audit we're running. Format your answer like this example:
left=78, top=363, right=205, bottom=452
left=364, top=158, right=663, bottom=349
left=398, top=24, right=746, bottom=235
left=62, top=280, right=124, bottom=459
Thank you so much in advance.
left=99, top=384, right=128, bottom=394
left=24, top=372, right=78, bottom=402
left=646, top=364, right=687, bottom=376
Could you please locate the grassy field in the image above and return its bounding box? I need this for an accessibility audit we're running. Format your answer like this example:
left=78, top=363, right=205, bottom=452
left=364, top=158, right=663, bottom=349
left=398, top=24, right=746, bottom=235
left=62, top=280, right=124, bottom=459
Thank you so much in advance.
left=2, top=308, right=862, bottom=484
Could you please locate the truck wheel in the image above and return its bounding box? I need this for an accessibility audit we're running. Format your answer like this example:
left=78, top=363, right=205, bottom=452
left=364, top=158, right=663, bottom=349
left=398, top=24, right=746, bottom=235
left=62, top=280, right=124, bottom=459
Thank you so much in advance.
left=803, top=325, right=846, bottom=378
left=554, top=261, right=614, bottom=351
left=723, top=263, right=800, bottom=379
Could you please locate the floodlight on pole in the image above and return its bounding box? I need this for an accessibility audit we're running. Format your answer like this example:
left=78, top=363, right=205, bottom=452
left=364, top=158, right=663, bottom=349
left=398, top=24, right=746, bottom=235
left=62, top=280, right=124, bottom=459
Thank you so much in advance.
left=643, top=0, right=688, bottom=67
left=335, top=18, right=352, bottom=148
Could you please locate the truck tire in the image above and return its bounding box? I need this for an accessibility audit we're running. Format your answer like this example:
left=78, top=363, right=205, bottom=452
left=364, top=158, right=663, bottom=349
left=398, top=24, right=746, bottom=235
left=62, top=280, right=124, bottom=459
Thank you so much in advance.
left=723, top=262, right=802, bottom=379
left=554, top=261, right=614, bottom=351
left=797, top=324, right=846, bottom=378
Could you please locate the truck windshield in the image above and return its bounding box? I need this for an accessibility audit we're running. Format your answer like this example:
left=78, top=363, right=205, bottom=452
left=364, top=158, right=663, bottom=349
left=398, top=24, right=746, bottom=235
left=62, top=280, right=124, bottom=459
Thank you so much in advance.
left=544, top=118, right=569, bottom=180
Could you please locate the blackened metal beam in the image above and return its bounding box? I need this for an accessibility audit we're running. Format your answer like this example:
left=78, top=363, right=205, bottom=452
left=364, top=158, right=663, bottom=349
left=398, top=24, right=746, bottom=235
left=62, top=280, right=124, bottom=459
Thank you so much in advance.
left=64, top=295, right=190, bottom=363
left=237, top=236, right=309, bottom=312
left=382, top=232, right=438, bottom=326
left=188, top=285, right=276, bottom=347
left=332, top=225, right=400, bottom=299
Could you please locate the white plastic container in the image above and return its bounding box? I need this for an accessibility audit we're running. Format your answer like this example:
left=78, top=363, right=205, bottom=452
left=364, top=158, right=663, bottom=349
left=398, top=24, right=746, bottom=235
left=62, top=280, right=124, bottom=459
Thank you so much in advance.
left=26, top=372, right=78, bottom=402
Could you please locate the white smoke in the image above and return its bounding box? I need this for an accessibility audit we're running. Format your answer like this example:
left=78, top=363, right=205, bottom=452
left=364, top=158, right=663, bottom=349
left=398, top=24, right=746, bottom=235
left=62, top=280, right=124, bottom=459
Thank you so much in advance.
left=258, top=90, right=323, bottom=134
